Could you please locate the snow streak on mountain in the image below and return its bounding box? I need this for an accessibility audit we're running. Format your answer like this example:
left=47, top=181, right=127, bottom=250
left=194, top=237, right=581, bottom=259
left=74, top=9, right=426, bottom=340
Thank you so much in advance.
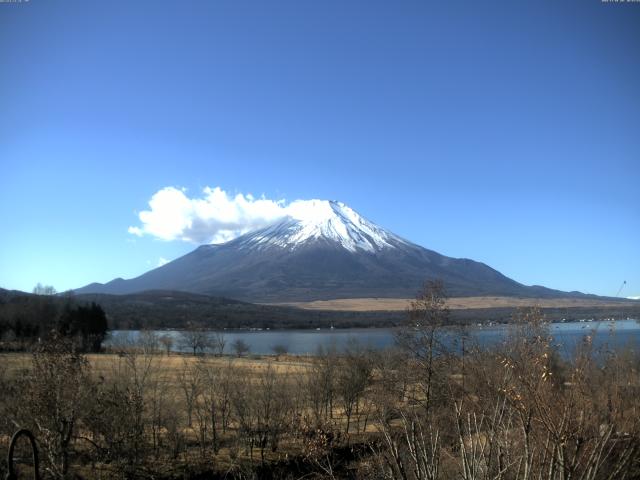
left=237, top=200, right=408, bottom=253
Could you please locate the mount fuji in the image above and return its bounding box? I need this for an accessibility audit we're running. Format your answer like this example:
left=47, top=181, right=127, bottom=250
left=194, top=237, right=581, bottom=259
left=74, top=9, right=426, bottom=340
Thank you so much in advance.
left=75, top=200, right=577, bottom=301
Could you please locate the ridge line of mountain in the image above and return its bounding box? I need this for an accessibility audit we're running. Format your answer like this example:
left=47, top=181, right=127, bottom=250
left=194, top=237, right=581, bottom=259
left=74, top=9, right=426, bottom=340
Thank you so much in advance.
left=70, top=200, right=616, bottom=302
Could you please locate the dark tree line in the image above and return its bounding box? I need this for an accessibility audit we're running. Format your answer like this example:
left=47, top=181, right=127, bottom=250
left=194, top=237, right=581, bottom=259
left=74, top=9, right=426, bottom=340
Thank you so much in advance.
left=56, top=302, right=109, bottom=352
left=0, top=289, right=108, bottom=352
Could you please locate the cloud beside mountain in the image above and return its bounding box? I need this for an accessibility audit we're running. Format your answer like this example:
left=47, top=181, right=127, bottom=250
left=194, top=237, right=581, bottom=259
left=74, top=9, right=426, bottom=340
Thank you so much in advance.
left=128, top=186, right=289, bottom=244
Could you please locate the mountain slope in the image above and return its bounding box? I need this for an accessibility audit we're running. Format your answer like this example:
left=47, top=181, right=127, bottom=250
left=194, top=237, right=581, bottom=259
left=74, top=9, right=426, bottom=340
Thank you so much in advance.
left=75, top=200, right=581, bottom=301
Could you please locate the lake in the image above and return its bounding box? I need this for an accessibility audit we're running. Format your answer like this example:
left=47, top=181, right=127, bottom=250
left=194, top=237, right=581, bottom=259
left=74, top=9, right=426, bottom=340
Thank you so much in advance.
left=108, top=319, right=640, bottom=356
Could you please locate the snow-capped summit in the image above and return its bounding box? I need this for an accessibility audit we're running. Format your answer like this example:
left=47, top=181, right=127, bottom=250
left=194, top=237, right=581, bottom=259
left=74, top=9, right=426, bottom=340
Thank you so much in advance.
left=238, top=199, right=407, bottom=253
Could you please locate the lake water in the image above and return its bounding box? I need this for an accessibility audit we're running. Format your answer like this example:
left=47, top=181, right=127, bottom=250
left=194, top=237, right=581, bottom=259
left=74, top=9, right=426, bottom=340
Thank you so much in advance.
left=108, top=319, right=640, bottom=357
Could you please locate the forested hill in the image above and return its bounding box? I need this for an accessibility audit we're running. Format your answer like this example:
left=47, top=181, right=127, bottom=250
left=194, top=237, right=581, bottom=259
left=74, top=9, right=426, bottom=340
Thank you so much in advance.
left=0, top=288, right=109, bottom=351
left=2, top=288, right=639, bottom=332
left=73, top=290, right=402, bottom=329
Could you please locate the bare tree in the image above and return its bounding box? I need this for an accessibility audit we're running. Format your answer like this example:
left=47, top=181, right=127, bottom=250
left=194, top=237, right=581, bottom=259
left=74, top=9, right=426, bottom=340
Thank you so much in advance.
left=271, top=343, right=288, bottom=359
left=336, top=341, right=372, bottom=434
left=22, top=334, right=91, bottom=478
left=256, top=364, right=292, bottom=460
left=307, top=344, right=338, bottom=423
left=87, top=347, right=158, bottom=475
left=371, top=281, right=449, bottom=480
left=138, top=329, right=160, bottom=354
left=32, top=283, right=57, bottom=296
left=396, top=279, right=450, bottom=414
left=179, top=325, right=210, bottom=356
left=211, top=331, right=226, bottom=356
left=159, top=334, right=174, bottom=355
left=196, top=358, right=231, bottom=454
left=232, top=338, right=250, bottom=357
left=230, top=363, right=292, bottom=463
left=177, top=359, right=201, bottom=428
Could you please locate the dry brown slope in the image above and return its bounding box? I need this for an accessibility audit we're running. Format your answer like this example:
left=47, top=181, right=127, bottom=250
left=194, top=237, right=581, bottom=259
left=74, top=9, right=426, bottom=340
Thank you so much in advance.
left=269, top=296, right=638, bottom=312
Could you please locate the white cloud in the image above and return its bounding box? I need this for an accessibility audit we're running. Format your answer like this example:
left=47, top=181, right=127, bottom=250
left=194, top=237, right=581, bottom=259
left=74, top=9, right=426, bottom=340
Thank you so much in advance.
left=129, top=186, right=289, bottom=244
left=627, top=295, right=640, bottom=300
left=157, top=257, right=170, bottom=267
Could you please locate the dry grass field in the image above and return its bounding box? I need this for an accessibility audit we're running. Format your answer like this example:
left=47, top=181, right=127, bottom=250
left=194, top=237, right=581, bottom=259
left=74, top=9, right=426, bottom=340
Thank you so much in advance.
left=1, top=351, right=313, bottom=380
left=0, top=351, right=336, bottom=477
left=271, top=295, right=638, bottom=311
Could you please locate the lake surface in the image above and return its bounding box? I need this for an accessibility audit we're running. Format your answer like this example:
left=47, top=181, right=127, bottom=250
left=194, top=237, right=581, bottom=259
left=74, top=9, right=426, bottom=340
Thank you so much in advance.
left=108, top=319, right=640, bottom=356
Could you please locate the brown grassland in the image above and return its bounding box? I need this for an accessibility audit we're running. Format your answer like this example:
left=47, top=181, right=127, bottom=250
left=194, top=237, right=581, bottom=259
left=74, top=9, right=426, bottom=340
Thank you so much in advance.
left=0, top=352, right=312, bottom=379
left=1, top=351, right=338, bottom=476
left=271, top=296, right=637, bottom=312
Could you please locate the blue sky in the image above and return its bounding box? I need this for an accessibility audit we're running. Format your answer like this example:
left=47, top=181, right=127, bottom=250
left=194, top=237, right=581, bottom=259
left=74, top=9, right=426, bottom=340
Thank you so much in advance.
left=1, top=0, right=638, bottom=297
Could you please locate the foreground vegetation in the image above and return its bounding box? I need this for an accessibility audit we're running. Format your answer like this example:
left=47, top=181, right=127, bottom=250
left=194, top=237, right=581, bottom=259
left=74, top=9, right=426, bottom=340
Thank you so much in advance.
left=1, top=283, right=639, bottom=479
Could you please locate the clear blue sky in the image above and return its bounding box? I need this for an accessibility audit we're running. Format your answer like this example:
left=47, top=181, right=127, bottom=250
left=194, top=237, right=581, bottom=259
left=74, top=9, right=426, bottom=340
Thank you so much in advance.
left=1, top=0, right=638, bottom=297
